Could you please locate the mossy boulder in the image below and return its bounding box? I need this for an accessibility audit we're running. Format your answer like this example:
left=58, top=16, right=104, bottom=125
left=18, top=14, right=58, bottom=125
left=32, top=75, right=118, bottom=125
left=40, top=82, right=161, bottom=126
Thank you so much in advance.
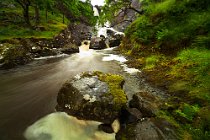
left=56, top=71, right=127, bottom=124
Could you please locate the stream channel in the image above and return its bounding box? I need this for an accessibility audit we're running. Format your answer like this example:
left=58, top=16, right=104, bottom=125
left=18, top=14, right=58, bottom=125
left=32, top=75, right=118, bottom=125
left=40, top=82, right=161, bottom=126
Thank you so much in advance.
left=0, top=46, right=164, bottom=140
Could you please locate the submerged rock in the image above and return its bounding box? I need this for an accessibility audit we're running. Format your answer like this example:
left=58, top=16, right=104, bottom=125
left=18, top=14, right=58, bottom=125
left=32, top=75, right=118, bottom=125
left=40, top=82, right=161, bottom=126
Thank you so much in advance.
left=56, top=71, right=127, bottom=124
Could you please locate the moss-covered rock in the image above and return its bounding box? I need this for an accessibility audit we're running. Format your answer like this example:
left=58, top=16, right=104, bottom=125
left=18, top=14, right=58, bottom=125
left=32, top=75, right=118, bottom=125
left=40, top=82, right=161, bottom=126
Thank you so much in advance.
left=56, top=71, right=127, bottom=124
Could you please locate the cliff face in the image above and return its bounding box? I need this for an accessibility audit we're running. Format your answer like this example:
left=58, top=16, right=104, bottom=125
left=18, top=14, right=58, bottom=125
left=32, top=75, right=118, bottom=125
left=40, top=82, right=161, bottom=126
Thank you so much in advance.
left=111, top=0, right=141, bottom=31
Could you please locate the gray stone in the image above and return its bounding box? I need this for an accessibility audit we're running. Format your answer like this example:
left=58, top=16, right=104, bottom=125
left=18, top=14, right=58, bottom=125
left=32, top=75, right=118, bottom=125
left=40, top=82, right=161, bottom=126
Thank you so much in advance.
left=90, top=37, right=107, bottom=50
left=56, top=71, right=127, bottom=124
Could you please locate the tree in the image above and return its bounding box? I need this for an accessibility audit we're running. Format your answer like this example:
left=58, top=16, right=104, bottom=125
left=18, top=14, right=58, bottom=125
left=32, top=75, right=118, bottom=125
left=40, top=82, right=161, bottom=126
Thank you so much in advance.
left=14, top=0, right=31, bottom=27
left=99, top=0, right=143, bottom=25
left=55, top=0, right=97, bottom=26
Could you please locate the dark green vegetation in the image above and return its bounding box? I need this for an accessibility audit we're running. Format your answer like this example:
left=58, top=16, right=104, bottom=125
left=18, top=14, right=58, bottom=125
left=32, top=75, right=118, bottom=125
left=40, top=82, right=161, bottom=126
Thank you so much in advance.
left=102, top=0, right=210, bottom=139
left=0, top=0, right=96, bottom=40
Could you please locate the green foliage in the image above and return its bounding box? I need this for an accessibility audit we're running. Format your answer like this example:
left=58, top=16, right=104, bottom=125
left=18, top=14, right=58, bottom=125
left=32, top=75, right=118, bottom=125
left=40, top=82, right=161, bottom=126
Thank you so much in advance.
left=0, top=11, right=67, bottom=40
left=144, top=55, right=160, bottom=69
left=119, top=0, right=210, bottom=139
left=99, top=0, right=132, bottom=25
left=126, top=16, right=154, bottom=45
left=156, top=110, right=180, bottom=128
left=124, top=0, right=210, bottom=52
left=0, top=0, right=96, bottom=40
left=184, top=124, right=210, bottom=140
left=170, top=49, right=210, bottom=102
left=175, top=103, right=199, bottom=121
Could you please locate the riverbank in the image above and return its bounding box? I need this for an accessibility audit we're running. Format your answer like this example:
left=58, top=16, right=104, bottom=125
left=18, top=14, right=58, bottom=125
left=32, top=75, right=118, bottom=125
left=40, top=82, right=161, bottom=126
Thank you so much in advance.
left=117, top=39, right=210, bottom=139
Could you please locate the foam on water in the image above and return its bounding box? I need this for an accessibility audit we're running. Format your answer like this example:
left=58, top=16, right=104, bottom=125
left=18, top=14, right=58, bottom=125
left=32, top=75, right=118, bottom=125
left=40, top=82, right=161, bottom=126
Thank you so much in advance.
left=93, top=6, right=99, bottom=16
left=102, top=54, right=127, bottom=63
left=102, top=54, right=141, bottom=74
left=24, top=112, right=115, bottom=140
left=34, top=54, right=68, bottom=60
left=121, top=64, right=141, bottom=74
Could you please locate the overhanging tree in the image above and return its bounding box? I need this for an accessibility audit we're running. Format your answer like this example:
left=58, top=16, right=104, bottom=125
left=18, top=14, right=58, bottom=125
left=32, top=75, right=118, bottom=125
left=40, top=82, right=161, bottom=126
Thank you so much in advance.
left=99, top=0, right=143, bottom=25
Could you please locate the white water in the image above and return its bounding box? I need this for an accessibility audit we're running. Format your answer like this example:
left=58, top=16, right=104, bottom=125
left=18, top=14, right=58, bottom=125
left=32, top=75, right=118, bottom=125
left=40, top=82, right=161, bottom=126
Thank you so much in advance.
left=24, top=112, right=115, bottom=140
left=93, top=6, right=99, bottom=16
left=102, top=53, right=141, bottom=74
left=96, top=21, right=125, bottom=38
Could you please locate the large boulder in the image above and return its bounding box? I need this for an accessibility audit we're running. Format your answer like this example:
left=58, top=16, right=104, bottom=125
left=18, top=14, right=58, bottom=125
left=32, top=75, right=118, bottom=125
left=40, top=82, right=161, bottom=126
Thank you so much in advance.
left=89, top=37, right=106, bottom=50
left=109, top=34, right=124, bottom=47
left=56, top=71, right=127, bottom=124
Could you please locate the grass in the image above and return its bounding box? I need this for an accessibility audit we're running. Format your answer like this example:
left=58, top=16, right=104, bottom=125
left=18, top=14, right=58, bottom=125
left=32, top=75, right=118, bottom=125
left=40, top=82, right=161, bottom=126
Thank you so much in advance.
left=0, top=6, right=68, bottom=41
left=119, top=0, right=210, bottom=138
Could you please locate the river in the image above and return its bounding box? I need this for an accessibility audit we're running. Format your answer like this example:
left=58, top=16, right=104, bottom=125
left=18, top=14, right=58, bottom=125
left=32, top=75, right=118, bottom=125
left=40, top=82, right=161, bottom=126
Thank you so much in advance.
left=0, top=47, right=134, bottom=140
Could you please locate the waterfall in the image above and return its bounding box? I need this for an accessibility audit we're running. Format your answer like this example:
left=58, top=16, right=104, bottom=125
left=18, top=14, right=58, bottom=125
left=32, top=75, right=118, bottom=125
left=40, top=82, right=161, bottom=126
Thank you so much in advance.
left=79, top=40, right=93, bottom=57
left=93, top=6, right=99, bottom=16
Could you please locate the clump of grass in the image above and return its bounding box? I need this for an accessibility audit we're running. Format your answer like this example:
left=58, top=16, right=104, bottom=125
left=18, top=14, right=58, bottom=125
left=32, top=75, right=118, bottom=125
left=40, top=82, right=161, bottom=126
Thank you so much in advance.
left=156, top=110, right=180, bottom=128
left=175, top=103, right=200, bottom=122
left=144, top=55, right=160, bottom=69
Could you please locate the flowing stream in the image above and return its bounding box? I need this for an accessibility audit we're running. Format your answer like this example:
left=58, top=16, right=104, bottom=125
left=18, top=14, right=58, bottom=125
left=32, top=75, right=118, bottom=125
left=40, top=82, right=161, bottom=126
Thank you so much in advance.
left=0, top=43, right=142, bottom=140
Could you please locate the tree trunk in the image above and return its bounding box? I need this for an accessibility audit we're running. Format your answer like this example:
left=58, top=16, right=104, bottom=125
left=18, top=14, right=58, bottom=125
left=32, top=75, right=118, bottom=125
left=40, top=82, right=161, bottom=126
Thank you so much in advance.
left=63, top=13, right=65, bottom=23
left=46, top=9, right=48, bottom=22
left=23, top=5, right=31, bottom=27
left=34, top=5, right=40, bottom=26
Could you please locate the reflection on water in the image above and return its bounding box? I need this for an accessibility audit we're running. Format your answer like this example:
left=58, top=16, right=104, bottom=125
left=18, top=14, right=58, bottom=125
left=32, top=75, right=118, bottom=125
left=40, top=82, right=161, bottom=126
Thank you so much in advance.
left=24, top=112, right=115, bottom=140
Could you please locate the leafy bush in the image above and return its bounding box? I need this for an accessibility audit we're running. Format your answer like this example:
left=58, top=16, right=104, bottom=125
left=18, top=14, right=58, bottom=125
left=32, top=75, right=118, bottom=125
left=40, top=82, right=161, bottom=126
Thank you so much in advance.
left=175, top=103, right=199, bottom=121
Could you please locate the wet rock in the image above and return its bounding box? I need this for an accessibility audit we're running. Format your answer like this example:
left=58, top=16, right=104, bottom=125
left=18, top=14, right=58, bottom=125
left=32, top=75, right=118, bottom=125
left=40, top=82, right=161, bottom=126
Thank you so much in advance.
left=90, top=37, right=106, bottom=50
left=120, top=107, right=142, bottom=124
left=98, top=124, right=114, bottom=133
left=116, top=119, right=167, bottom=140
left=109, top=34, right=123, bottom=47
left=152, top=118, right=178, bottom=140
left=107, top=29, right=115, bottom=37
left=0, top=44, right=32, bottom=69
left=60, top=48, right=79, bottom=54
left=67, top=23, right=93, bottom=46
left=56, top=71, right=127, bottom=124
left=129, top=92, right=161, bottom=117
left=111, top=0, right=141, bottom=32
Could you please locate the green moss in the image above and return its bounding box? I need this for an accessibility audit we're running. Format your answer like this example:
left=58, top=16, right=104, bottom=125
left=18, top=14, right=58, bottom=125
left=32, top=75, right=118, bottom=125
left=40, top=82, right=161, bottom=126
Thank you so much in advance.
left=156, top=110, right=180, bottom=128
left=99, top=73, right=127, bottom=108
left=175, top=103, right=200, bottom=122
left=144, top=55, right=160, bottom=69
